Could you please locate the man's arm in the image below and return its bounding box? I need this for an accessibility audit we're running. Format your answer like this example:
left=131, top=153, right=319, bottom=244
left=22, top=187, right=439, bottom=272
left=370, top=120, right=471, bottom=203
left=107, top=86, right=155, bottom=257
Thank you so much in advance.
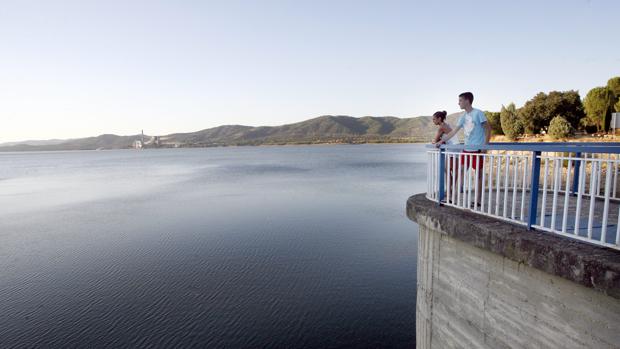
left=484, top=121, right=491, bottom=144
left=443, top=125, right=462, bottom=142
left=434, top=125, right=461, bottom=148
left=479, top=121, right=491, bottom=153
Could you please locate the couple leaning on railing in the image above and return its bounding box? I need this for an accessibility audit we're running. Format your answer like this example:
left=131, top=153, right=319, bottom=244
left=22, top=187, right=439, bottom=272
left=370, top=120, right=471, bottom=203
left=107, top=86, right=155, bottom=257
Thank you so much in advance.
left=428, top=142, right=620, bottom=250
left=431, top=92, right=492, bottom=206
left=426, top=94, right=620, bottom=249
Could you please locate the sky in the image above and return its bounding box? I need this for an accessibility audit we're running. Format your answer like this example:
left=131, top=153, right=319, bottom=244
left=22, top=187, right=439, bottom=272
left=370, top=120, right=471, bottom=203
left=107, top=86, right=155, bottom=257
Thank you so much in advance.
left=1, top=0, right=619, bottom=143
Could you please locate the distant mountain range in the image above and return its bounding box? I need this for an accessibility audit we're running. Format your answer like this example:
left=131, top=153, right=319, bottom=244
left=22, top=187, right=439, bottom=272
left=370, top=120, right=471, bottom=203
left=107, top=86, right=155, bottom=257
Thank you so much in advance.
left=0, top=113, right=462, bottom=151
left=0, top=139, right=70, bottom=147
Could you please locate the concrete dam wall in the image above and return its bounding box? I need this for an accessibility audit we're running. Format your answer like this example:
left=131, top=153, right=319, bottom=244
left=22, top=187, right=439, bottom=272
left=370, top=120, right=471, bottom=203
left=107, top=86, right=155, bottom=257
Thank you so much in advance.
left=407, top=193, right=620, bottom=349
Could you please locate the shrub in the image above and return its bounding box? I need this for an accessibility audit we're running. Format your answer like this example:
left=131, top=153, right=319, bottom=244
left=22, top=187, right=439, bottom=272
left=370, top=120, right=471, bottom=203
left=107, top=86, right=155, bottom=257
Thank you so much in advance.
left=548, top=115, right=573, bottom=140
left=500, top=103, right=523, bottom=140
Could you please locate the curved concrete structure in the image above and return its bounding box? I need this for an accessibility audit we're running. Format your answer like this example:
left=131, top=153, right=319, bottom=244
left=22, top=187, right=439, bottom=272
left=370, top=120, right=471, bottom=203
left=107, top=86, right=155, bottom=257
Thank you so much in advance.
left=407, top=193, right=620, bottom=349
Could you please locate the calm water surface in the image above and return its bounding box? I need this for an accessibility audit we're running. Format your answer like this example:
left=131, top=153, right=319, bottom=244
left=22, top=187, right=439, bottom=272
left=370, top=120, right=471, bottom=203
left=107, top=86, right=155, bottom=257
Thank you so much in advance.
left=0, top=144, right=426, bottom=348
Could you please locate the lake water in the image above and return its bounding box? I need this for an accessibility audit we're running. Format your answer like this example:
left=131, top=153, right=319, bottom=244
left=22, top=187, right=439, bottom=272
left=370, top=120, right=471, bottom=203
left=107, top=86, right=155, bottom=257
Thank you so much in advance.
left=0, top=144, right=426, bottom=348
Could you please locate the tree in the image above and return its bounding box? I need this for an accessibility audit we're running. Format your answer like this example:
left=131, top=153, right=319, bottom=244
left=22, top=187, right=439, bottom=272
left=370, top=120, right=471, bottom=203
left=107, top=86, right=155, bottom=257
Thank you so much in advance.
left=607, top=77, right=620, bottom=131
left=583, top=87, right=613, bottom=132
left=500, top=103, right=523, bottom=140
left=608, top=77, right=620, bottom=98
left=548, top=115, right=573, bottom=140
left=517, top=90, right=585, bottom=134
left=484, top=111, right=503, bottom=135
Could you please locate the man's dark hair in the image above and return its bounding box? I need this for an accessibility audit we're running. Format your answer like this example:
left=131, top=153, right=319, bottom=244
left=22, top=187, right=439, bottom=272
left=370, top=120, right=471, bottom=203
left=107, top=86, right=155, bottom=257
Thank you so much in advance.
left=459, top=92, right=474, bottom=104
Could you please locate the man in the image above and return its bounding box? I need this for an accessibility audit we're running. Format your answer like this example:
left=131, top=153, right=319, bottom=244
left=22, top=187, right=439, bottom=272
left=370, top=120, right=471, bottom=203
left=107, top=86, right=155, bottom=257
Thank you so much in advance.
left=440, top=92, right=491, bottom=207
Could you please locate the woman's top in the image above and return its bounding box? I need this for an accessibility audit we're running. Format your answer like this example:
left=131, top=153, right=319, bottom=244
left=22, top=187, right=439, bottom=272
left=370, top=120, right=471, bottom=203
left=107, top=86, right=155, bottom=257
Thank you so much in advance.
left=440, top=123, right=459, bottom=145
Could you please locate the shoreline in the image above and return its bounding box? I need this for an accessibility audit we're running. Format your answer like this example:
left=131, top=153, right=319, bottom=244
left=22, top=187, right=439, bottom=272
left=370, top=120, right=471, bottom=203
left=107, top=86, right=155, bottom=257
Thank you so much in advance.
left=1, top=135, right=619, bottom=153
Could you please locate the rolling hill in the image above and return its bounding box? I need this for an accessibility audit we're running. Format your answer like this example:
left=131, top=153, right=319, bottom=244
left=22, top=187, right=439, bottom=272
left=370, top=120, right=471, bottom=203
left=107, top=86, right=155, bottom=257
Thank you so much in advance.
left=0, top=113, right=462, bottom=151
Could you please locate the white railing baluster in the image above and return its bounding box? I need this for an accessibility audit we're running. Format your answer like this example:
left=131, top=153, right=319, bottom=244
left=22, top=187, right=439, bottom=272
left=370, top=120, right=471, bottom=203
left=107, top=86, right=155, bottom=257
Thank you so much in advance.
left=432, top=153, right=435, bottom=199
left=435, top=153, right=438, bottom=200
left=432, top=152, right=436, bottom=200
left=586, top=154, right=591, bottom=196
left=495, top=155, right=502, bottom=216
left=452, top=154, right=457, bottom=205
left=541, top=157, right=549, bottom=228
left=503, top=155, right=510, bottom=218
left=511, top=156, right=518, bottom=220
left=487, top=154, right=494, bottom=214
left=562, top=159, right=573, bottom=234
left=481, top=154, right=486, bottom=212
left=613, top=155, right=618, bottom=198
left=574, top=159, right=586, bottom=235
left=436, top=153, right=439, bottom=200
left=466, top=155, right=472, bottom=208
left=446, top=153, right=451, bottom=203
left=601, top=160, right=612, bottom=243
left=597, top=155, right=602, bottom=197
left=520, top=156, right=528, bottom=221
left=551, top=158, right=560, bottom=231
left=456, top=153, right=460, bottom=204
left=474, top=154, right=479, bottom=210
left=587, top=160, right=598, bottom=239
left=616, top=205, right=620, bottom=246
left=458, top=155, right=465, bottom=207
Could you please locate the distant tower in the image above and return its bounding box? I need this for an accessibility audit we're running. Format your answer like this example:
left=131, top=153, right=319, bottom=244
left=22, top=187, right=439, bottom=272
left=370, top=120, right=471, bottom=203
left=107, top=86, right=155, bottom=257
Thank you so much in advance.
left=133, top=130, right=145, bottom=149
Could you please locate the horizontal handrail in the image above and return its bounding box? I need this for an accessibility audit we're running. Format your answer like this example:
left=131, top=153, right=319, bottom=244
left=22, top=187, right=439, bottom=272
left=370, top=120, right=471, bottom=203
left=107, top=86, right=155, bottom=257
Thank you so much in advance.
left=427, top=142, right=620, bottom=154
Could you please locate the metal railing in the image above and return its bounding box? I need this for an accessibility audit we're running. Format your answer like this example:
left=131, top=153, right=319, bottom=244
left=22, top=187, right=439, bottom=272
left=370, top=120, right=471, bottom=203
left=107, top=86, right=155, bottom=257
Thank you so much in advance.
left=426, top=142, right=620, bottom=250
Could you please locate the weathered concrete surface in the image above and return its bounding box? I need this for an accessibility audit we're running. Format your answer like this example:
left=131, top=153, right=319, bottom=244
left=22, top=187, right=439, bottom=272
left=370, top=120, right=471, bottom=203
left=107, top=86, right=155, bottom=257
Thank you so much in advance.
left=407, top=193, right=620, bottom=299
left=408, top=193, right=620, bottom=349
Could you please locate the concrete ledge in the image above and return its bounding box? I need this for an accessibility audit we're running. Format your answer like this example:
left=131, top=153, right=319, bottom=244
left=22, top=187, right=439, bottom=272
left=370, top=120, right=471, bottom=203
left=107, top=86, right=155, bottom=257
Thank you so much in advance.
left=407, top=193, right=620, bottom=300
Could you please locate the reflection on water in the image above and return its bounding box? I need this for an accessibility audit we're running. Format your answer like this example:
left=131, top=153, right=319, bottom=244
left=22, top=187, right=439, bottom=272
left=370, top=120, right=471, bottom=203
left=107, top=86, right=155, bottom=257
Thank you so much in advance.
left=0, top=144, right=425, bottom=348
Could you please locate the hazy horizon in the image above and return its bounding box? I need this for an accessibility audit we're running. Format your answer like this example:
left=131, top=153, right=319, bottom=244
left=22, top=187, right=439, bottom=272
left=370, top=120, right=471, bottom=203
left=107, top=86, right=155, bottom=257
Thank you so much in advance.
left=2, top=0, right=619, bottom=143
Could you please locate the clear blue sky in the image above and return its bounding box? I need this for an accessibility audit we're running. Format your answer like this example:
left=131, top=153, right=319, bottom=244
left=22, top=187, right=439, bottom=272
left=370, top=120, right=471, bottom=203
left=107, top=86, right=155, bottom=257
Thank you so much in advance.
left=1, top=0, right=618, bottom=142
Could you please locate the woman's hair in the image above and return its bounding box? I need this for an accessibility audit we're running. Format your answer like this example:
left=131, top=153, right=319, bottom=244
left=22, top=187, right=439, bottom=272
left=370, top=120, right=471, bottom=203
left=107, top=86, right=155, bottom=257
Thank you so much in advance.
left=433, top=110, right=448, bottom=121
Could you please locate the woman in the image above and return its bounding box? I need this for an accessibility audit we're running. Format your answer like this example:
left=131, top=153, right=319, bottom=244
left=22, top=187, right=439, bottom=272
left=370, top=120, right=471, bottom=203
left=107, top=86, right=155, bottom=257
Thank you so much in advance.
left=432, top=110, right=458, bottom=145
left=432, top=110, right=458, bottom=204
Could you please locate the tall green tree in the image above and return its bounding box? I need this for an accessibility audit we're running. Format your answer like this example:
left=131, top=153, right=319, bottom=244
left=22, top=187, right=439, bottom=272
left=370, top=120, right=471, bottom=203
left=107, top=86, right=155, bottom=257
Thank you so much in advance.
left=607, top=77, right=620, bottom=129
left=484, top=111, right=503, bottom=135
left=500, top=103, right=522, bottom=140
left=583, top=87, right=612, bottom=132
left=607, top=77, right=620, bottom=97
left=517, top=90, right=584, bottom=134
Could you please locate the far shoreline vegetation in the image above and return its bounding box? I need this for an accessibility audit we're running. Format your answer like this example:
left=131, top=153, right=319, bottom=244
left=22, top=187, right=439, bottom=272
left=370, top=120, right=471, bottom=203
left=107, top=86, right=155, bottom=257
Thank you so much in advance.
left=485, top=76, right=620, bottom=141
left=2, top=76, right=619, bottom=152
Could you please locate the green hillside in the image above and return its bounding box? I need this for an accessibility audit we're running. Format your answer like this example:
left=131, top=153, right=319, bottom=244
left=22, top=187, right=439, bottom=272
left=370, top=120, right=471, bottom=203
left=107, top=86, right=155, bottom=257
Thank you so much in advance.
left=0, top=113, right=462, bottom=151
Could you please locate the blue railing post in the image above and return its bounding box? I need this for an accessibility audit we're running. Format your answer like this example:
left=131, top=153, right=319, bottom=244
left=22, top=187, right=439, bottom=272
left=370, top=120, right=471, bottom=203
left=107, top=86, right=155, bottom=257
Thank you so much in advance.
left=527, top=151, right=541, bottom=229
left=438, top=147, right=445, bottom=205
left=572, top=152, right=582, bottom=195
